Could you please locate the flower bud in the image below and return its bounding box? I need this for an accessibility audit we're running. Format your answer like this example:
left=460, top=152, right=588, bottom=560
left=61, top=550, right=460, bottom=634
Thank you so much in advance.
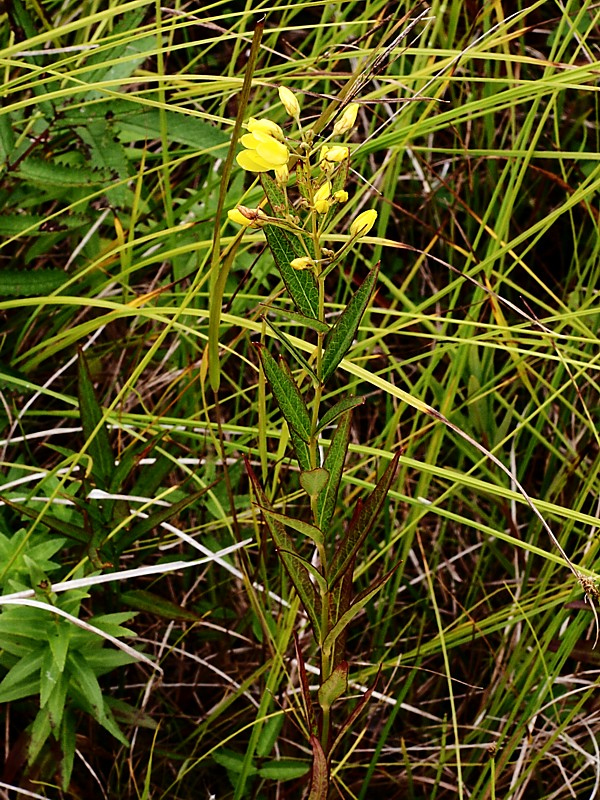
left=290, top=256, right=314, bottom=270
left=349, top=209, right=377, bottom=238
left=228, top=206, right=267, bottom=227
left=333, top=189, right=348, bottom=203
left=332, top=103, right=359, bottom=136
left=324, top=145, right=349, bottom=162
left=274, top=164, right=289, bottom=185
left=313, top=180, right=332, bottom=214
left=247, top=117, right=284, bottom=140
left=278, top=86, right=301, bottom=119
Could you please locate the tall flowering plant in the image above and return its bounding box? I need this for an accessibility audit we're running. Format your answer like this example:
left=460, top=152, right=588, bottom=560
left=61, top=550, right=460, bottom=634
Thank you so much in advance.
left=230, top=88, right=399, bottom=794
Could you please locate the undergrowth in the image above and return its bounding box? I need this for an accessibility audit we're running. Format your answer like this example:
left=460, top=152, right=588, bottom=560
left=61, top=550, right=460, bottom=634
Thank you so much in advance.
left=0, top=1, right=599, bottom=798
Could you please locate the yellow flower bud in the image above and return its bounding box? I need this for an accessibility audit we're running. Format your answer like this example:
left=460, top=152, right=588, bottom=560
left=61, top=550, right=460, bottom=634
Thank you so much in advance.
left=274, top=164, right=289, bottom=185
left=313, top=180, right=332, bottom=214
left=278, top=86, right=301, bottom=119
left=333, top=189, right=348, bottom=203
left=324, top=145, right=349, bottom=162
left=290, top=256, right=314, bottom=270
left=349, top=209, right=377, bottom=238
left=228, top=208, right=252, bottom=227
left=333, top=102, right=359, bottom=136
left=228, top=206, right=267, bottom=227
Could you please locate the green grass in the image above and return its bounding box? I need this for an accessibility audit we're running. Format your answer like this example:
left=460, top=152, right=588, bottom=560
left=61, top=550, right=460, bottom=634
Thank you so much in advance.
left=1, top=0, right=599, bottom=798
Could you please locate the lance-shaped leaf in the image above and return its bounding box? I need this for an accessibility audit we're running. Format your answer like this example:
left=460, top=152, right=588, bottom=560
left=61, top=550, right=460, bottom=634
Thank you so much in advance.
left=323, top=564, right=399, bottom=660
left=321, top=263, right=380, bottom=383
left=77, top=349, right=114, bottom=489
left=255, top=344, right=312, bottom=443
left=316, top=410, right=353, bottom=532
left=263, top=316, right=318, bottom=382
left=317, top=395, right=364, bottom=433
left=263, top=305, right=329, bottom=335
left=328, top=451, right=400, bottom=590
left=289, top=428, right=312, bottom=471
left=246, top=458, right=321, bottom=638
left=330, top=665, right=382, bottom=756
left=307, top=735, right=329, bottom=800
left=262, top=223, right=319, bottom=320
left=294, top=634, right=317, bottom=736
left=257, top=507, right=324, bottom=548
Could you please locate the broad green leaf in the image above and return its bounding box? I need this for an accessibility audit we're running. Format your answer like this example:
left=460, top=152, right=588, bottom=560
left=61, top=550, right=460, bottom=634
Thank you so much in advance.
left=317, top=660, right=348, bottom=710
left=255, top=344, right=312, bottom=443
left=258, top=507, right=324, bottom=547
left=78, top=349, right=114, bottom=490
left=308, top=735, right=329, bottom=800
left=116, top=107, right=229, bottom=153
left=328, top=451, right=400, bottom=590
left=213, top=748, right=258, bottom=775
left=259, top=759, right=311, bottom=780
left=48, top=629, right=69, bottom=674
left=67, top=650, right=104, bottom=720
left=321, top=263, right=380, bottom=383
left=0, top=268, right=66, bottom=296
left=17, top=157, right=104, bottom=187
left=263, top=223, right=319, bottom=319
left=316, top=410, right=353, bottom=532
left=317, top=395, right=365, bottom=432
left=299, top=468, right=329, bottom=500
left=256, top=712, right=284, bottom=758
left=246, top=459, right=321, bottom=638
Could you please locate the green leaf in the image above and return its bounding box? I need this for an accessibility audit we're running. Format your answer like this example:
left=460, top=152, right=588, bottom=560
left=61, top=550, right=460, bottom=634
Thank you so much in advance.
left=317, top=395, right=365, bottom=432
left=263, top=316, right=318, bottom=381
left=116, top=107, right=229, bottom=153
left=299, top=468, right=329, bottom=500
left=17, top=157, right=104, bottom=187
left=254, top=344, right=312, bottom=443
left=59, top=712, right=76, bottom=791
left=258, top=759, right=311, bottom=780
left=328, top=451, right=400, bottom=590
left=316, top=410, right=353, bottom=532
left=263, top=305, right=329, bottom=335
left=258, top=507, right=324, bottom=547
left=0, top=497, right=88, bottom=544
left=213, top=748, right=258, bottom=776
left=0, top=268, right=66, bottom=297
left=121, top=590, right=202, bottom=622
left=261, top=172, right=287, bottom=217
left=317, top=660, right=348, bottom=710
left=289, top=428, right=312, bottom=471
left=77, top=349, right=114, bottom=489
left=263, top=223, right=319, bottom=319
left=246, top=459, right=321, bottom=638
left=0, top=649, right=44, bottom=702
left=321, top=263, right=380, bottom=383
left=27, top=708, right=52, bottom=766
left=256, top=712, right=284, bottom=758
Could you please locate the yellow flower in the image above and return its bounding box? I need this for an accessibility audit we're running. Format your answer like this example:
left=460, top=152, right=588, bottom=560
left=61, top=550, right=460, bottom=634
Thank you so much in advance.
left=228, top=208, right=252, bottom=227
left=237, top=126, right=289, bottom=173
left=278, top=86, right=300, bottom=119
left=333, top=102, right=359, bottom=136
left=349, top=209, right=377, bottom=238
left=247, top=117, right=284, bottom=140
left=313, top=181, right=332, bottom=214
left=333, top=189, right=348, bottom=203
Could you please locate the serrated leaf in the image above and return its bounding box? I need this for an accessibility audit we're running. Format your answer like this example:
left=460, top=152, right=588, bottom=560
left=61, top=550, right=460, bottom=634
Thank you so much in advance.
left=246, top=459, right=321, bottom=638
left=299, top=468, right=329, bottom=500
left=317, top=395, right=364, bottom=432
left=17, top=157, right=103, bottom=187
left=321, top=263, right=380, bottom=383
left=308, top=735, right=329, bottom=800
left=78, top=349, right=114, bottom=490
left=317, top=660, right=348, bottom=710
left=328, top=451, right=400, bottom=590
left=255, top=344, right=312, bottom=443
left=316, top=410, right=353, bottom=532
left=116, top=108, right=229, bottom=152
left=263, top=223, right=319, bottom=319
left=258, top=759, right=310, bottom=780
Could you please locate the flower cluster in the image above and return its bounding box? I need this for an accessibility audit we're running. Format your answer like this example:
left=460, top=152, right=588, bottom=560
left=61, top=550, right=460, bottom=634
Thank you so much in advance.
left=229, top=88, right=377, bottom=247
